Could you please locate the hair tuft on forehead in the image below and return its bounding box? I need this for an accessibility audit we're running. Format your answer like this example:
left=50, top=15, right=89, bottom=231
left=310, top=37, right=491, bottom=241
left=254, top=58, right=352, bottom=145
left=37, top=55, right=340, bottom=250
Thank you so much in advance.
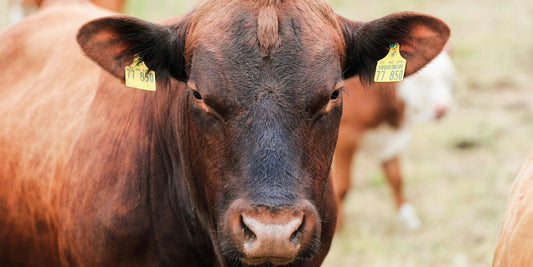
left=257, top=0, right=282, bottom=57
left=187, top=0, right=345, bottom=60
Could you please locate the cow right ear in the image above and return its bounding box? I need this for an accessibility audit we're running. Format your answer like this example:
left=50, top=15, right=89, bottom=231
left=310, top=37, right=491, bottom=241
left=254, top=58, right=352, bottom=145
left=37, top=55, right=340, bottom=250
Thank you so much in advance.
left=338, top=12, right=450, bottom=83
left=77, top=15, right=192, bottom=83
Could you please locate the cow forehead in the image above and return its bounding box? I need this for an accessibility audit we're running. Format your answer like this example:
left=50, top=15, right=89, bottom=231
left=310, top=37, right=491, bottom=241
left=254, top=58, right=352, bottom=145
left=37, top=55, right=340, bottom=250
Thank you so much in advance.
left=189, top=0, right=343, bottom=47
left=187, top=0, right=344, bottom=97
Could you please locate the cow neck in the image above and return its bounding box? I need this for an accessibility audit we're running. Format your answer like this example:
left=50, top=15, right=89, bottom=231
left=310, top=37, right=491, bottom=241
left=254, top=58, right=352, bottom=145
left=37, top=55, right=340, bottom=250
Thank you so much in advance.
left=144, top=80, right=218, bottom=264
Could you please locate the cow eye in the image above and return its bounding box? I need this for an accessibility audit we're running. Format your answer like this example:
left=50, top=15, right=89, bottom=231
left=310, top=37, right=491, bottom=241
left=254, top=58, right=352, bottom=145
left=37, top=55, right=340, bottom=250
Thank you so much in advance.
left=192, top=90, right=203, bottom=100
left=330, top=89, right=341, bottom=100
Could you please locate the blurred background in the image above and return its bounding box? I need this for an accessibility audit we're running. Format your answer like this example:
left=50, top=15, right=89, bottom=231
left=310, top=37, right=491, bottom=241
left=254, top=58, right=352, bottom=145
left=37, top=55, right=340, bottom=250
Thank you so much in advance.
left=1, top=0, right=532, bottom=266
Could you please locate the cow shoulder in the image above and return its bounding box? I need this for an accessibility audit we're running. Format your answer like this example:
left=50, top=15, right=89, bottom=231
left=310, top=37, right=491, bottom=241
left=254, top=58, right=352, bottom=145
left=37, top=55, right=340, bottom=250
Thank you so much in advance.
left=493, top=151, right=533, bottom=266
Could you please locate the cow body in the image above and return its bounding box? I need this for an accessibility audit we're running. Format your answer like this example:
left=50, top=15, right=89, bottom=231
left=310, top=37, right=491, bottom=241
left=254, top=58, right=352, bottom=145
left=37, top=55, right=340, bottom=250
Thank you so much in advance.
left=359, top=51, right=455, bottom=159
left=0, top=1, right=449, bottom=266
left=0, top=4, right=133, bottom=266
left=7, top=0, right=125, bottom=25
left=493, top=151, right=533, bottom=267
left=333, top=51, right=455, bottom=230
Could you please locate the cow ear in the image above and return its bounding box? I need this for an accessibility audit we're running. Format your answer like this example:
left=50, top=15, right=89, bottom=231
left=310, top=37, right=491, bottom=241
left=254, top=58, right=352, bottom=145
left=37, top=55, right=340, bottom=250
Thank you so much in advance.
left=339, top=12, right=450, bottom=83
left=77, top=15, right=191, bottom=82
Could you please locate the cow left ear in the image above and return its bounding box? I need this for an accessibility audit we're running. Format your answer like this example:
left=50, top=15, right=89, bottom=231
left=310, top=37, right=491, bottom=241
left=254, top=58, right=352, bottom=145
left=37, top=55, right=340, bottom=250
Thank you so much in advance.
left=339, top=12, right=450, bottom=83
left=77, top=15, right=191, bottom=82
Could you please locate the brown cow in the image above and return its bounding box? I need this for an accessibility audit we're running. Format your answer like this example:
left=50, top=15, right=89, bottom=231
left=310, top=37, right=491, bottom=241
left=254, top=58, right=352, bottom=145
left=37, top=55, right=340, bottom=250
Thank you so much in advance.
left=0, top=1, right=450, bottom=266
left=7, top=0, right=125, bottom=25
left=493, top=151, right=533, bottom=266
left=333, top=51, right=456, bottom=230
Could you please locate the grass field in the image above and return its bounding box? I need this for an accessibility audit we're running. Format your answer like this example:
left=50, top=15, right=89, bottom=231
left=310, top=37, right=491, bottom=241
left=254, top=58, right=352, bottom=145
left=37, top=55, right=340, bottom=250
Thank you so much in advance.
left=1, top=0, right=532, bottom=266
left=324, top=0, right=533, bottom=266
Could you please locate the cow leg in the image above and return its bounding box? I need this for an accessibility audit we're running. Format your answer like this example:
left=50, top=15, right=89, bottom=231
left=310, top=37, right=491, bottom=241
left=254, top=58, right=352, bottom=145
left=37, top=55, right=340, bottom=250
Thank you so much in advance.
left=381, top=156, right=421, bottom=230
left=381, top=157, right=405, bottom=207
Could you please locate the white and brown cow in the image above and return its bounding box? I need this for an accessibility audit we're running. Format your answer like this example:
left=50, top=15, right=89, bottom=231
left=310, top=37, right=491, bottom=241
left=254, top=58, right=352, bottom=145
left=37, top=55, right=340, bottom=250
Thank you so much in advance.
left=333, top=50, right=455, bottom=230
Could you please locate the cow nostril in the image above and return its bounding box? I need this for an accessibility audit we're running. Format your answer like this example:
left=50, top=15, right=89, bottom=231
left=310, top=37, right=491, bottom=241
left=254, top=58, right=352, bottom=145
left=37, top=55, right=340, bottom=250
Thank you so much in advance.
left=240, top=215, right=256, bottom=241
left=434, top=105, right=448, bottom=119
left=290, top=215, right=305, bottom=244
left=226, top=200, right=320, bottom=265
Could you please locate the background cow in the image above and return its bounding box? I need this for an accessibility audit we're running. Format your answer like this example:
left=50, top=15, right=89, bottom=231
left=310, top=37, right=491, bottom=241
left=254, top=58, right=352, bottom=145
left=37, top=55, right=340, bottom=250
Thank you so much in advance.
left=333, top=50, right=456, bottom=230
left=7, top=0, right=125, bottom=25
left=0, top=0, right=449, bottom=265
left=493, top=150, right=533, bottom=266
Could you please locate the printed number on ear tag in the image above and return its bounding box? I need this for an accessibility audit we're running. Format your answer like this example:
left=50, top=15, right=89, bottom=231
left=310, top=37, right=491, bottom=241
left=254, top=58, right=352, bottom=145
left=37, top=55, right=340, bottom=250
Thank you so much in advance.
left=374, top=43, right=406, bottom=82
left=125, top=54, right=156, bottom=91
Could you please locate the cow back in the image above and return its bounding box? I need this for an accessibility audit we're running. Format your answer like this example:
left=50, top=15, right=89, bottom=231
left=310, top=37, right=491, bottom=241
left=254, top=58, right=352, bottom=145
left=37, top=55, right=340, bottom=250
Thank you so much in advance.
left=493, top=150, right=533, bottom=266
left=0, top=4, right=112, bottom=265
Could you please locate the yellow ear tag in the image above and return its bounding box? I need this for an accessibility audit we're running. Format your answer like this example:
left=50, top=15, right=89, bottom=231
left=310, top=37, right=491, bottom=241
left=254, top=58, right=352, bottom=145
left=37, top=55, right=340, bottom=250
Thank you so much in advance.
left=374, top=43, right=406, bottom=82
left=125, top=54, right=156, bottom=91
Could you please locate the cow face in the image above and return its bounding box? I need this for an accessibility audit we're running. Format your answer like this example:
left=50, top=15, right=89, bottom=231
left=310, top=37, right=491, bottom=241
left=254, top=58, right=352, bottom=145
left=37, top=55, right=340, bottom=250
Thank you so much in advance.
left=77, top=0, right=449, bottom=265
left=182, top=2, right=345, bottom=264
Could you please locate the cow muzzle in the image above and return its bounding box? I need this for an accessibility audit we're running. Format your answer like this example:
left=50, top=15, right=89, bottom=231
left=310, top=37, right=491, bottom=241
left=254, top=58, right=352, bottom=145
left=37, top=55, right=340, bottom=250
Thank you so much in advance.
left=224, top=199, right=320, bottom=265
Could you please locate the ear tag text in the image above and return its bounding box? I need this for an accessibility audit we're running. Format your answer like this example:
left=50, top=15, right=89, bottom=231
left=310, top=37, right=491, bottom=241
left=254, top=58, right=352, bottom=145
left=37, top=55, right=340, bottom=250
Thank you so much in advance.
left=125, top=54, right=156, bottom=91
left=374, top=43, right=406, bottom=82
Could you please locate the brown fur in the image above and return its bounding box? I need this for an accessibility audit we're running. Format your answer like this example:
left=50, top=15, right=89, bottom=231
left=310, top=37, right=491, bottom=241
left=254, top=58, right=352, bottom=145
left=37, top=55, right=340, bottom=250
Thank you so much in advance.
left=39, top=0, right=125, bottom=12
left=257, top=2, right=280, bottom=56
left=0, top=0, right=449, bottom=265
left=493, top=151, right=533, bottom=266
left=0, top=5, right=114, bottom=265
left=188, top=0, right=345, bottom=61
left=332, top=77, right=406, bottom=227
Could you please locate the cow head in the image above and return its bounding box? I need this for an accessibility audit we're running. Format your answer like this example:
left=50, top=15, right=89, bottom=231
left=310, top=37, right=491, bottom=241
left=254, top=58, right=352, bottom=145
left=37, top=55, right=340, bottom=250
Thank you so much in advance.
left=398, top=51, right=456, bottom=122
left=77, top=0, right=449, bottom=265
